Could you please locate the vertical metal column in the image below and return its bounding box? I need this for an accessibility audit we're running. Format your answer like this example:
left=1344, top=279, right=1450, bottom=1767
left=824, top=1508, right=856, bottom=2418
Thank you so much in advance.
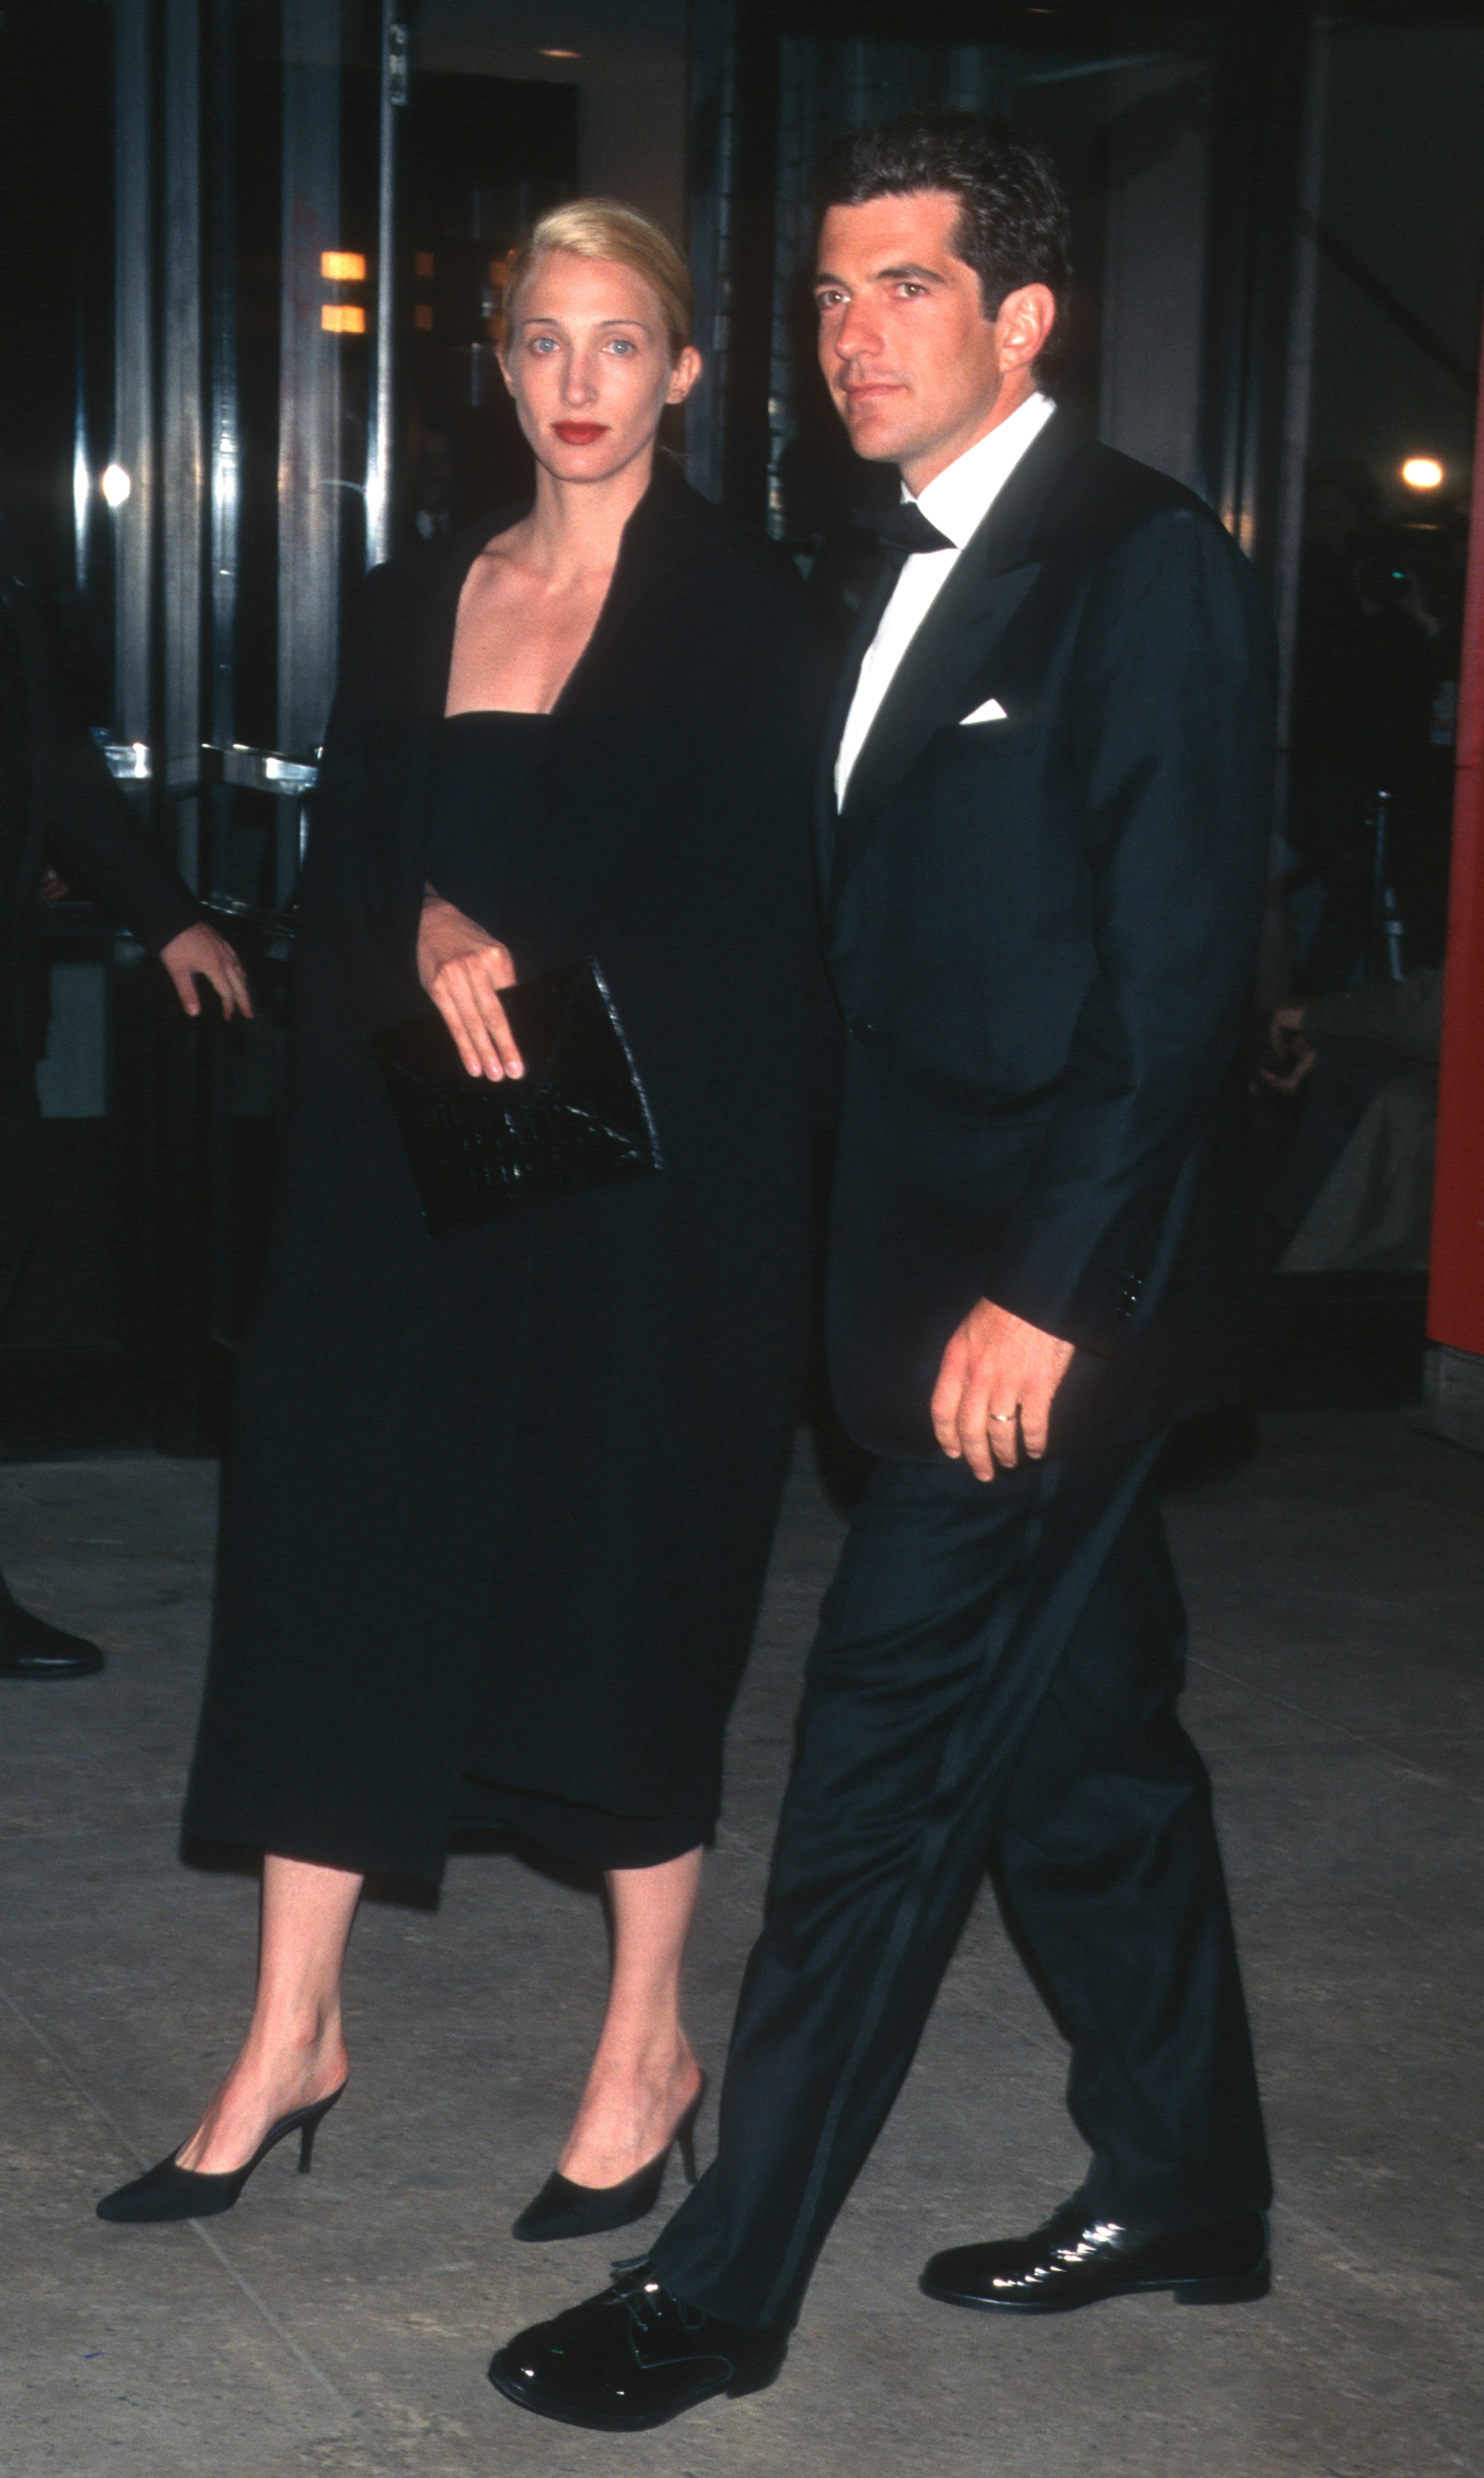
left=208, top=0, right=239, bottom=760
left=366, top=8, right=407, bottom=572
left=162, top=0, right=205, bottom=887
left=278, top=0, right=343, bottom=762
left=685, top=0, right=738, bottom=507
left=685, top=0, right=778, bottom=523
left=113, top=0, right=154, bottom=750
left=1425, top=278, right=1484, bottom=1443
left=1197, top=0, right=1310, bottom=581
left=1273, top=25, right=1330, bottom=754
left=152, top=0, right=211, bottom=1450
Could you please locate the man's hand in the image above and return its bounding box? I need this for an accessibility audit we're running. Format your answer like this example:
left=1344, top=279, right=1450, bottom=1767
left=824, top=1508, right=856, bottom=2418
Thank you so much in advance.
left=1260, top=999, right=1315, bottom=1094
left=159, top=923, right=254, bottom=1020
left=931, top=1297, right=1076, bottom=1482
left=417, top=890, right=524, bottom=1080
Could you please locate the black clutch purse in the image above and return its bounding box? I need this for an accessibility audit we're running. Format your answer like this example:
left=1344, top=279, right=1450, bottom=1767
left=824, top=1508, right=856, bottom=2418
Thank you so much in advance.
left=370, top=957, right=662, bottom=1235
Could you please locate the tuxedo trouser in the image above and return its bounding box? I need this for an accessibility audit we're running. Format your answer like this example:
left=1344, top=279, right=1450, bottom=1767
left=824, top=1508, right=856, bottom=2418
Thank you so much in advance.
left=650, top=1437, right=1271, bottom=2332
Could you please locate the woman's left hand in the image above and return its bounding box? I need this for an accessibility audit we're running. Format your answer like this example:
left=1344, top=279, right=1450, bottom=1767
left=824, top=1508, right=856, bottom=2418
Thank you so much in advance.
left=417, top=890, right=524, bottom=1080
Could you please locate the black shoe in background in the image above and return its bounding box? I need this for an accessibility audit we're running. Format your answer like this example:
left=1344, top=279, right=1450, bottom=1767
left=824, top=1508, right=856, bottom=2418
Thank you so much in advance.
left=489, top=2259, right=787, bottom=2431
left=0, top=1588, right=105, bottom=1679
left=921, top=2200, right=1270, bottom=2314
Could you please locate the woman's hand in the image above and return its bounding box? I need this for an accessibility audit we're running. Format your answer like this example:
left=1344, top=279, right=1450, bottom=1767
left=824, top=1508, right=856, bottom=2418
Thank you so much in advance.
left=416, top=890, right=524, bottom=1080
left=159, top=922, right=254, bottom=1021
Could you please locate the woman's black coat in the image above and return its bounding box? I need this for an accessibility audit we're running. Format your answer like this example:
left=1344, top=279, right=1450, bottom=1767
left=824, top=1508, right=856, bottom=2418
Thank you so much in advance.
left=183, top=466, right=827, bottom=1882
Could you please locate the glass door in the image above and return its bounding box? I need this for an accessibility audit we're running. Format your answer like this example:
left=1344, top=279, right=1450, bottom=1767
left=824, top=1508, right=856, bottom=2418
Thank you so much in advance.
left=0, top=1, right=401, bottom=1449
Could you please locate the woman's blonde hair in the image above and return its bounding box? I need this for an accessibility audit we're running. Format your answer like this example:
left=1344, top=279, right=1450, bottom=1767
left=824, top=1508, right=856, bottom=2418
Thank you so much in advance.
left=501, top=199, right=694, bottom=363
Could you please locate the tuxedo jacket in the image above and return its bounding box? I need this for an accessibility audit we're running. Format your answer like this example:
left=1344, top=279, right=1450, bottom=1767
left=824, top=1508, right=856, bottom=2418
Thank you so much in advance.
left=819, top=411, right=1275, bottom=1460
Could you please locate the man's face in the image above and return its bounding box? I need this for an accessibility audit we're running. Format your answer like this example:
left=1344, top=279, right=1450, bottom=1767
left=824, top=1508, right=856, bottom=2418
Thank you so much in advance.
left=814, top=190, right=1049, bottom=494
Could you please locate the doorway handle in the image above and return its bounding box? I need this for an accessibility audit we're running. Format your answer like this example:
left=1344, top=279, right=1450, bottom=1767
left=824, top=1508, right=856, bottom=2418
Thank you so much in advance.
left=101, top=740, right=153, bottom=781
left=201, top=744, right=320, bottom=795
left=101, top=743, right=320, bottom=794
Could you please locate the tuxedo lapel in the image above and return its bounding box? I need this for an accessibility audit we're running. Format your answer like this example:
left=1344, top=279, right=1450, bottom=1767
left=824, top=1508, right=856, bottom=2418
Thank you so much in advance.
left=827, top=412, right=1084, bottom=907
left=814, top=551, right=899, bottom=895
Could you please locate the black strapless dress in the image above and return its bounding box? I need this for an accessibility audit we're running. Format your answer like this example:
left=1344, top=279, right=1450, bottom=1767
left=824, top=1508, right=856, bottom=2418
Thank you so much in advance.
left=425, top=714, right=707, bottom=1868
left=425, top=710, right=548, bottom=948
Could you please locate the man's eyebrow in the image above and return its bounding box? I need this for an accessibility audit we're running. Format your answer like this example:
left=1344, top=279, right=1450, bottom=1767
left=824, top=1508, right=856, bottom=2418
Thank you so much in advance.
left=813, top=260, right=945, bottom=290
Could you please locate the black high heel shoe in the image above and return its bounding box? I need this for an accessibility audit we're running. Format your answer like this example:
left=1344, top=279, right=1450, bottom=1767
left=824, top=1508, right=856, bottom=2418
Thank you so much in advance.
left=96, top=2085, right=346, bottom=2224
left=511, top=2072, right=708, bottom=2243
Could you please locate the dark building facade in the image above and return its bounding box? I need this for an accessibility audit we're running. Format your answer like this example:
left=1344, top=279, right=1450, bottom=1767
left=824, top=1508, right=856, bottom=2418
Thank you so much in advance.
left=2, top=0, right=1481, bottom=1453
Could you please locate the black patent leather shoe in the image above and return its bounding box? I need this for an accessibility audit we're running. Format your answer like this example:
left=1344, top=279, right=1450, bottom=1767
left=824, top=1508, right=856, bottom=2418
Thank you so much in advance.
left=0, top=1599, right=105, bottom=1679
left=488, top=2259, right=787, bottom=2432
left=921, top=2200, right=1270, bottom=2314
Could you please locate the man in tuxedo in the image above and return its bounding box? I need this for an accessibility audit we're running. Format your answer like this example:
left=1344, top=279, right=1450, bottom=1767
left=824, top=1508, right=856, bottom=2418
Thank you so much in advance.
left=2, top=513, right=250, bottom=1676
left=491, top=110, right=1273, bottom=2431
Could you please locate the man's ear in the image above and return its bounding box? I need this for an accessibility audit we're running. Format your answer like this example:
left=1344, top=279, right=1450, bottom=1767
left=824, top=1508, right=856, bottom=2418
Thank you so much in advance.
left=994, top=282, right=1057, bottom=374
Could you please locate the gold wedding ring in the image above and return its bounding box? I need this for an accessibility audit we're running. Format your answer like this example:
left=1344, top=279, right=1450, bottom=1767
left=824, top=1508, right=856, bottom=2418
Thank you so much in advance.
left=988, top=1411, right=1017, bottom=1424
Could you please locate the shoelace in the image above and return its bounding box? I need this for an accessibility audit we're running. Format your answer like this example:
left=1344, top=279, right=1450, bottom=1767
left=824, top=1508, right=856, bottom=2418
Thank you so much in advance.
left=609, top=2263, right=709, bottom=2338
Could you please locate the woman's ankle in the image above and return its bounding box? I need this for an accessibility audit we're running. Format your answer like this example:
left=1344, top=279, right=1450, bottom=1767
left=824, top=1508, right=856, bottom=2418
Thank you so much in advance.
left=239, top=2005, right=347, bottom=2083
left=556, top=2035, right=701, bottom=2182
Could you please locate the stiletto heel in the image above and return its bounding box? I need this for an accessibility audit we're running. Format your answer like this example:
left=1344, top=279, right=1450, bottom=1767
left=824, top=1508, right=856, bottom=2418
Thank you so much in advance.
left=96, top=2084, right=347, bottom=2225
left=512, top=2071, right=709, bottom=2243
left=675, top=2079, right=703, bottom=2186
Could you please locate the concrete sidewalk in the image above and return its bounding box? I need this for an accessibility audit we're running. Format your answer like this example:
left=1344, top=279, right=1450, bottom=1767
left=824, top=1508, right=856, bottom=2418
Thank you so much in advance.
left=1, top=1408, right=1481, bottom=2478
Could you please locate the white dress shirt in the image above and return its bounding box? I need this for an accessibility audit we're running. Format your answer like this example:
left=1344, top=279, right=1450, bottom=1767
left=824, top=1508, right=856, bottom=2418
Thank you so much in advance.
left=834, top=389, right=1056, bottom=806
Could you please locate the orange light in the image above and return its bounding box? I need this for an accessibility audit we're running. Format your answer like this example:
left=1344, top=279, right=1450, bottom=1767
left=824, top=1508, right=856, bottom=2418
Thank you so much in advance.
left=321, top=251, right=366, bottom=282
left=322, top=303, right=366, bottom=334
left=415, top=251, right=435, bottom=280
left=538, top=47, right=581, bottom=59
left=414, top=303, right=434, bottom=331
left=1401, top=456, right=1444, bottom=491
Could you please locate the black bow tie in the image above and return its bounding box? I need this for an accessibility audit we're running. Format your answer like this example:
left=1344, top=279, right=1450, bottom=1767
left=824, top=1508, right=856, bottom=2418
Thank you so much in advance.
left=869, top=501, right=955, bottom=560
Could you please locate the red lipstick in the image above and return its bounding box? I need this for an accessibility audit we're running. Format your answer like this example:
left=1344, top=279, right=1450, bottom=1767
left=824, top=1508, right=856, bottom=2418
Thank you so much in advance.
left=553, top=422, right=609, bottom=445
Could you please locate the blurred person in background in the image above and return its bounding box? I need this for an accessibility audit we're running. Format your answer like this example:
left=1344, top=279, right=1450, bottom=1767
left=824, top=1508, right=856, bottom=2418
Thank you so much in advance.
left=1282, top=459, right=1454, bottom=992
left=1, top=508, right=249, bottom=1681
left=1263, top=968, right=1443, bottom=1270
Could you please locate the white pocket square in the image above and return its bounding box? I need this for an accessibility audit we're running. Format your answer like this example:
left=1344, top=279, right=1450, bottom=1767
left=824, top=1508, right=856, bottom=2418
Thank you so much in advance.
left=959, top=696, right=1008, bottom=725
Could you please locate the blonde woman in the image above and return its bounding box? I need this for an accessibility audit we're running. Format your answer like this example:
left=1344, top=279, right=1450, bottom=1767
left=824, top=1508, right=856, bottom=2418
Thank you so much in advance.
left=98, top=205, right=826, bottom=2242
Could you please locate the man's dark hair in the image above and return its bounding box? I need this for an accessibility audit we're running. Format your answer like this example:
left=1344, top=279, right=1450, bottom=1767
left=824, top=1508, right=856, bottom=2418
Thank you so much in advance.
left=813, top=109, right=1072, bottom=353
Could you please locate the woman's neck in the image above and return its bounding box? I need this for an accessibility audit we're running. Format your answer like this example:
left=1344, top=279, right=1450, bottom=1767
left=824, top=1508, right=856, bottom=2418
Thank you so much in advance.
left=516, top=449, right=657, bottom=586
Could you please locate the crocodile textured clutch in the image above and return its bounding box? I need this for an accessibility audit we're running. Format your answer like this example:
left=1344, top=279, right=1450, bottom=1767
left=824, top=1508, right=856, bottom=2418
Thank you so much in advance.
left=371, top=958, right=662, bottom=1235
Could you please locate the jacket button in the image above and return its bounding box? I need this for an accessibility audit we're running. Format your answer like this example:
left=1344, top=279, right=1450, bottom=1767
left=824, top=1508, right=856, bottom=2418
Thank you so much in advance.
left=848, top=1016, right=878, bottom=1039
